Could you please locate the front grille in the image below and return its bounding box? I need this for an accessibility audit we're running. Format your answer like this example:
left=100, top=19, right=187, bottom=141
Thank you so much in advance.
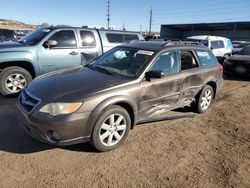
left=19, top=89, right=41, bottom=112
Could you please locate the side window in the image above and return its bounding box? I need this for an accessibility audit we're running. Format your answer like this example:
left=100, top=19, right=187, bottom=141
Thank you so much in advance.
left=106, top=33, right=124, bottom=43
left=211, top=40, right=224, bottom=49
left=80, top=30, right=96, bottom=47
left=48, top=30, right=76, bottom=48
left=124, top=34, right=139, bottom=43
left=150, top=51, right=179, bottom=75
left=196, top=50, right=218, bottom=66
left=180, top=51, right=199, bottom=70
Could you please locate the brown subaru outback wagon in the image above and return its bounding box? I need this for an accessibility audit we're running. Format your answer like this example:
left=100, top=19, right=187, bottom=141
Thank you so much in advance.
left=17, top=41, right=223, bottom=151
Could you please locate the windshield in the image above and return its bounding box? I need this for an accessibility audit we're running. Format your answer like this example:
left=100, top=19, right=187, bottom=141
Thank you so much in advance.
left=88, top=47, right=154, bottom=78
left=238, top=46, right=250, bottom=55
left=18, top=27, right=52, bottom=45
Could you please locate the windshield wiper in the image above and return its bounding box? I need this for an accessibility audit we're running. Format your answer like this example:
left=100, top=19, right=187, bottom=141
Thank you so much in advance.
left=89, top=65, right=115, bottom=76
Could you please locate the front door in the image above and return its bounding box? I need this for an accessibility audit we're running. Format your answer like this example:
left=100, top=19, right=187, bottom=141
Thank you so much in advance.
left=139, top=50, right=182, bottom=118
left=38, top=29, right=81, bottom=75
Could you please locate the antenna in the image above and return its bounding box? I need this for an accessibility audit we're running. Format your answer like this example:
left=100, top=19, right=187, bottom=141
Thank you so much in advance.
left=107, top=0, right=111, bottom=29
left=149, top=6, right=153, bottom=35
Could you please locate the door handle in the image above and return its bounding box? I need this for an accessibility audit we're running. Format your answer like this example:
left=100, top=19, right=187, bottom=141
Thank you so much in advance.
left=69, top=51, right=79, bottom=55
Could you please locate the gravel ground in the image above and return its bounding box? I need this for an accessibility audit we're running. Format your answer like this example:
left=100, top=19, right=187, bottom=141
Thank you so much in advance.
left=0, top=78, right=249, bottom=188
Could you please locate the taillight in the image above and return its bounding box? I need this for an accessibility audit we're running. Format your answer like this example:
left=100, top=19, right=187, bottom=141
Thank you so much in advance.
left=219, top=64, right=223, bottom=72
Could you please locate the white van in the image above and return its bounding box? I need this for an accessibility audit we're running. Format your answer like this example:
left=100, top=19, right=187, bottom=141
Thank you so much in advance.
left=187, top=35, right=233, bottom=61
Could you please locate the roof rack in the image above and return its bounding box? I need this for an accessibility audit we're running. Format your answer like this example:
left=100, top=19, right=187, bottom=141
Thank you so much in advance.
left=164, top=40, right=205, bottom=46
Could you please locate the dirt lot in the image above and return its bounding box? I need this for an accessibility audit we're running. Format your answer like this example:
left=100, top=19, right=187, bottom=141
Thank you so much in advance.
left=0, top=78, right=249, bottom=188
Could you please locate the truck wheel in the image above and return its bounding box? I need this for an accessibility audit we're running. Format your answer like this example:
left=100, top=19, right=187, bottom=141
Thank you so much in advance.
left=90, top=105, right=131, bottom=152
left=0, top=66, right=32, bottom=95
left=193, top=85, right=214, bottom=114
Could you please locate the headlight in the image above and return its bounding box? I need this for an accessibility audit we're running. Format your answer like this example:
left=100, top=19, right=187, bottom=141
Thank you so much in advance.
left=39, top=102, right=82, bottom=116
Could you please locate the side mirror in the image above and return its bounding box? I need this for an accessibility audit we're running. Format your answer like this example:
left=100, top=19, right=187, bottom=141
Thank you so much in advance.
left=43, top=40, right=58, bottom=48
left=145, top=70, right=164, bottom=81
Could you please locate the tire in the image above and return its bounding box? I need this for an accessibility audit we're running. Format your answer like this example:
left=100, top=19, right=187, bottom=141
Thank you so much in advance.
left=193, top=85, right=214, bottom=114
left=0, top=66, right=32, bottom=96
left=90, top=105, right=131, bottom=152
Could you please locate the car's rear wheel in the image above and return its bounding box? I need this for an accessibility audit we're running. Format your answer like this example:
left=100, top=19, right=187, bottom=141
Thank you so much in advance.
left=0, top=66, right=32, bottom=96
left=90, top=105, right=131, bottom=152
left=194, top=85, right=214, bottom=113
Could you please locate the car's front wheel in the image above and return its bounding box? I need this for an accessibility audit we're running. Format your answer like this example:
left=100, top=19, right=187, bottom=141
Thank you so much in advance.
left=90, top=105, right=131, bottom=152
left=0, top=66, right=32, bottom=95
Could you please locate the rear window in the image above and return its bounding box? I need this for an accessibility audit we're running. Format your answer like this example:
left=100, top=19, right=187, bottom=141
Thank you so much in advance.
left=106, top=33, right=124, bottom=43
left=196, top=50, right=218, bottom=66
left=210, top=40, right=224, bottom=49
left=238, top=46, right=250, bottom=55
left=124, top=34, right=139, bottom=43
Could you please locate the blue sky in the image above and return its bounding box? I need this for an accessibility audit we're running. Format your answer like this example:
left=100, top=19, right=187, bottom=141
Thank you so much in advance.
left=1, top=0, right=250, bottom=31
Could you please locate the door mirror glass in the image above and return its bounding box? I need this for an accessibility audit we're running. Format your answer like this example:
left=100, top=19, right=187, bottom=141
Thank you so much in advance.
left=43, top=40, right=58, bottom=48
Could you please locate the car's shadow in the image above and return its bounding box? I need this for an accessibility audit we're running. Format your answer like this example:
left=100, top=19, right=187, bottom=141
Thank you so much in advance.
left=0, top=94, right=97, bottom=154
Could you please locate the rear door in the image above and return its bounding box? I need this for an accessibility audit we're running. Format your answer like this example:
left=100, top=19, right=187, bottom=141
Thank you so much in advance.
left=38, top=29, right=81, bottom=75
left=139, top=50, right=183, bottom=117
left=178, top=50, right=203, bottom=105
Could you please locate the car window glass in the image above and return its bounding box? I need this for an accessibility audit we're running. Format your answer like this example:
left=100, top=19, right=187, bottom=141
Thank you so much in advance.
left=180, top=51, right=199, bottom=70
left=49, top=30, right=76, bottom=47
left=196, top=50, right=217, bottom=66
left=80, top=30, right=96, bottom=47
left=3, top=30, right=14, bottom=39
left=124, top=34, right=139, bottom=43
left=238, top=46, right=250, bottom=55
left=211, top=40, right=223, bottom=49
left=106, top=33, right=124, bottom=43
left=89, top=48, right=153, bottom=78
left=219, top=41, right=225, bottom=48
left=150, top=51, right=179, bottom=75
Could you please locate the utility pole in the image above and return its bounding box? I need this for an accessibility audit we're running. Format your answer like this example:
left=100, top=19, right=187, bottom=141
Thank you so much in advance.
left=149, top=6, right=153, bottom=35
left=107, top=0, right=111, bottom=29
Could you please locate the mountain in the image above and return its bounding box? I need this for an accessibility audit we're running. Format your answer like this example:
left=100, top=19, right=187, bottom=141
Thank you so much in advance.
left=0, top=19, right=37, bottom=29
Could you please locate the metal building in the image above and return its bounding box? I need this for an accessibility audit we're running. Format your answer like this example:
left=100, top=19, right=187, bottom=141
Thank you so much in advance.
left=160, top=22, right=250, bottom=41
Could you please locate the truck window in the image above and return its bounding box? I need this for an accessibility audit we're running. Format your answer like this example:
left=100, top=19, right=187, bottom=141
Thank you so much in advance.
left=211, top=40, right=224, bottom=49
left=124, top=34, right=139, bottom=43
left=49, top=30, right=77, bottom=48
left=106, top=33, right=124, bottom=43
left=80, top=30, right=96, bottom=47
left=196, top=50, right=218, bottom=66
left=180, top=51, right=199, bottom=70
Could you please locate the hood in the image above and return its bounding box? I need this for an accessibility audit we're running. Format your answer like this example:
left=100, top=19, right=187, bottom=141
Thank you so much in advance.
left=0, top=41, right=27, bottom=49
left=229, top=55, right=250, bottom=62
left=26, top=66, right=128, bottom=102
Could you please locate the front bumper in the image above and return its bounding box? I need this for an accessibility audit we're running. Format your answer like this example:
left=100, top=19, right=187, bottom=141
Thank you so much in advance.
left=17, top=102, right=92, bottom=146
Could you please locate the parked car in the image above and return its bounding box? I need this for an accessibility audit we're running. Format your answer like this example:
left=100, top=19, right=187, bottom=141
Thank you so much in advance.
left=223, top=46, right=250, bottom=77
left=0, top=36, right=4, bottom=42
left=232, top=41, right=250, bottom=54
left=187, top=35, right=233, bottom=62
left=17, top=41, right=223, bottom=152
left=0, top=26, right=144, bottom=95
left=0, top=29, right=17, bottom=42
